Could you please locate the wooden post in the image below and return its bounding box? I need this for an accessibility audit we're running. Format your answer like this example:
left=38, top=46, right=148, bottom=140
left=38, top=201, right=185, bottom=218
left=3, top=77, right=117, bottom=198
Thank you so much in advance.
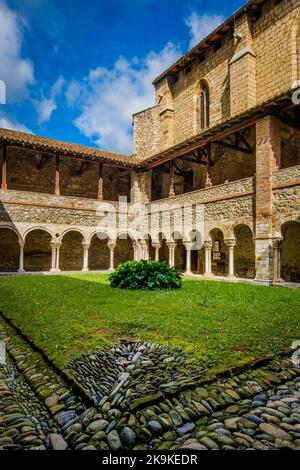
left=2, top=144, right=7, bottom=192
left=205, top=144, right=212, bottom=188
left=169, top=160, right=175, bottom=197
left=98, top=162, right=104, bottom=200
left=55, top=155, right=60, bottom=196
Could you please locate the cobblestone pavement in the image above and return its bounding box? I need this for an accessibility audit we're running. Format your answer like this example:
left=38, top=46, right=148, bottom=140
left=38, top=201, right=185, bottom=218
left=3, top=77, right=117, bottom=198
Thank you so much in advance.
left=0, top=315, right=299, bottom=451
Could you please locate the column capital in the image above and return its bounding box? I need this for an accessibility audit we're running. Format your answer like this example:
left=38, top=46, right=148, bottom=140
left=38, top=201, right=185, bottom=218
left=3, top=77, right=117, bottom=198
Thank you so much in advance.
left=183, top=241, right=193, bottom=250
left=272, top=237, right=283, bottom=249
left=18, top=239, right=25, bottom=249
left=152, top=242, right=161, bottom=249
left=108, top=241, right=116, bottom=250
left=82, top=241, right=90, bottom=249
left=51, top=241, right=62, bottom=248
left=224, top=239, right=236, bottom=248
left=204, top=241, right=213, bottom=249
left=166, top=241, right=176, bottom=248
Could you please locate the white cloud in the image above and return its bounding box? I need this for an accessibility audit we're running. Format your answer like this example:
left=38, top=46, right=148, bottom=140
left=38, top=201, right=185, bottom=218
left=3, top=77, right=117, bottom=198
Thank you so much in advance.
left=70, top=42, right=181, bottom=154
left=0, top=112, right=32, bottom=133
left=35, top=76, right=65, bottom=124
left=185, top=12, right=225, bottom=49
left=0, top=0, right=35, bottom=102
left=65, top=80, right=82, bottom=108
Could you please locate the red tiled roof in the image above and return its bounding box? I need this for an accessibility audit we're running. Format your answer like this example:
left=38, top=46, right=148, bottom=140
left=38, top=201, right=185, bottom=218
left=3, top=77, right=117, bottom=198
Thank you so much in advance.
left=0, top=128, right=138, bottom=168
left=152, top=0, right=267, bottom=85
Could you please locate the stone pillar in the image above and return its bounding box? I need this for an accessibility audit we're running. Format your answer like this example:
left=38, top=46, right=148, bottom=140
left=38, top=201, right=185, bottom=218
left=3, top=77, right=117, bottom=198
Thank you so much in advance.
left=184, top=241, right=193, bottom=275
left=225, top=239, right=236, bottom=279
left=167, top=241, right=175, bottom=267
left=50, top=242, right=62, bottom=273
left=130, top=171, right=151, bottom=204
left=18, top=240, right=25, bottom=273
left=82, top=242, right=90, bottom=272
left=55, top=243, right=62, bottom=272
left=140, top=242, right=149, bottom=260
left=255, top=116, right=281, bottom=284
left=273, top=238, right=284, bottom=284
left=133, top=242, right=139, bottom=261
left=152, top=243, right=161, bottom=262
left=204, top=241, right=213, bottom=277
left=169, top=160, right=175, bottom=197
left=108, top=242, right=116, bottom=271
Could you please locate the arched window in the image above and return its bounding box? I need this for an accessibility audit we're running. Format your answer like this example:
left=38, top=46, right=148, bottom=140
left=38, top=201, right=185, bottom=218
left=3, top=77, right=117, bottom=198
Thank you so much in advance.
left=198, top=81, right=210, bottom=131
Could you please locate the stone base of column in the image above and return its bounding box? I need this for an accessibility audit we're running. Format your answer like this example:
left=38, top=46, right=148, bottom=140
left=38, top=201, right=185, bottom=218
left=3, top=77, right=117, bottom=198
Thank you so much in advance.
left=204, top=272, right=214, bottom=278
left=254, top=278, right=273, bottom=286
left=82, top=268, right=89, bottom=273
left=183, top=271, right=193, bottom=277
left=226, top=274, right=237, bottom=281
left=273, top=277, right=285, bottom=284
left=17, top=268, right=25, bottom=274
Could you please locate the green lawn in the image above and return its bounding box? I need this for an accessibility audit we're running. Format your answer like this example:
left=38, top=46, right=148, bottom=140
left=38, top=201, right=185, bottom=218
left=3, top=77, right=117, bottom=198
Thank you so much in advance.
left=0, top=274, right=299, bottom=374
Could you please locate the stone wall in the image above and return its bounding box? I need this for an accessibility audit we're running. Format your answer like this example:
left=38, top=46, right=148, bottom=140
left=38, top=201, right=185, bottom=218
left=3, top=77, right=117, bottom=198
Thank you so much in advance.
left=133, top=107, right=160, bottom=160
left=137, top=0, right=300, bottom=158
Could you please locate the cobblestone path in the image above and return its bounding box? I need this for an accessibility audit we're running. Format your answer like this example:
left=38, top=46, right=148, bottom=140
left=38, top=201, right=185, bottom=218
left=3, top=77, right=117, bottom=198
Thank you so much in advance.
left=0, top=315, right=299, bottom=451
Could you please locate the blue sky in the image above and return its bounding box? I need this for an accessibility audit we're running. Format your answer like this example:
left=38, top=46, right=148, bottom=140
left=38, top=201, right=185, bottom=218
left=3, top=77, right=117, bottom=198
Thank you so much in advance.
left=0, top=0, right=245, bottom=154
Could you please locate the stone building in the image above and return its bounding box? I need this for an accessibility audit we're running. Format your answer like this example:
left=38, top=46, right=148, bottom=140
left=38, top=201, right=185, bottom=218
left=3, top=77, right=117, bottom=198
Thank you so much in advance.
left=0, top=0, right=300, bottom=284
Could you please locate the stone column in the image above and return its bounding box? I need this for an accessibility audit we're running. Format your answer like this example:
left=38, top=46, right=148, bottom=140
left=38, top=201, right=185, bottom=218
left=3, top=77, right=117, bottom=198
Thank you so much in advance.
left=50, top=242, right=57, bottom=273
left=184, top=241, right=193, bottom=275
left=133, top=242, right=139, bottom=261
left=273, top=238, right=284, bottom=283
left=225, top=239, right=236, bottom=279
left=82, top=242, right=90, bottom=272
left=55, top=243, right=62, bottom=272
left=255, top=116, right=281, bottom=284
left=169, top=161, right=175, bottom=198
left=152, top=243, right=161, bottom=262
left=166, top=241, right=175, bottom=267
left=204, top=241, right=213, bottom=277
left=108, top=242, right=116, bottom=271
left=18, top=240, right=25, bottom=273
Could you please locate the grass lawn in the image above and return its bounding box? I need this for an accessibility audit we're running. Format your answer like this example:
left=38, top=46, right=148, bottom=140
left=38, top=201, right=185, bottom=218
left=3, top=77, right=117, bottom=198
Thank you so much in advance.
left=0, top=274, right=299, bottom=374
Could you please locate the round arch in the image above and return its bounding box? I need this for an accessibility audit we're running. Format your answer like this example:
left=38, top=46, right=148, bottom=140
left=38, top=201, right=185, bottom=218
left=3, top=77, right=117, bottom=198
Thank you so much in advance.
left=209, top=228, right=228, bottom=276
left=59, top=227, right=86, bottom=243
left=60, top=230, right=84, bottom=271
left=172, top=231, right=185, bottom=271
left=158, top=232, right=170, bottom=264
left=24, top=229, right=52, bottom=272
left=281, top=221, right=300, bottom=282
left=24, top=226, right=54, bottom=241
left=114, top=233, right=135, bottom=267
left=0, top=227, right=20, bottom=272
left=89, top=232, right=110, bottom=271
left=234, top=224, right=255, bottom=279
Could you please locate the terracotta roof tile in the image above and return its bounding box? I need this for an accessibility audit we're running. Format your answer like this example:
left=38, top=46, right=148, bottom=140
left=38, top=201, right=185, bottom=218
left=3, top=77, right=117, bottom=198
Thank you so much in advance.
left=0, top=128, right=138, bottom=168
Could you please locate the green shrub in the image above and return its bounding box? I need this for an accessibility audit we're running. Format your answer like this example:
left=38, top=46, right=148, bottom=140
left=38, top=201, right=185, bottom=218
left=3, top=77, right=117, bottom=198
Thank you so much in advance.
left=108, top=260, right=182, bottom=290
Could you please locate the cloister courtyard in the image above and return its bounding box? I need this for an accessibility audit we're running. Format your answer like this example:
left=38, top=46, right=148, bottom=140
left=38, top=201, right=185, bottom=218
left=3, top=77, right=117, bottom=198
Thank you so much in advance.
left=0, top=274, right=299, bottom=370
